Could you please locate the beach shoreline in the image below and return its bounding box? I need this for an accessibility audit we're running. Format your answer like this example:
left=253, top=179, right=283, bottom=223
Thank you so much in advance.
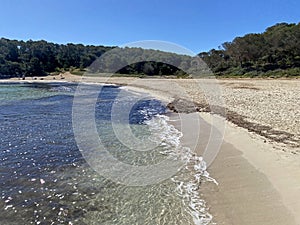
left=1, top=73, right=300, bottom=224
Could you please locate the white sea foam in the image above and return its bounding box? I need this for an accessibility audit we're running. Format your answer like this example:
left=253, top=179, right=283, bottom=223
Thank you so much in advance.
left=144, top=114, right=216, bottom=225
left=50, top=86, right=73, bottom=92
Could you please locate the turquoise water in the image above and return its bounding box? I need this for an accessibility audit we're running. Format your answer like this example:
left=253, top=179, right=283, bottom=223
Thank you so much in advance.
left=0, top=82, right=213, bottom=225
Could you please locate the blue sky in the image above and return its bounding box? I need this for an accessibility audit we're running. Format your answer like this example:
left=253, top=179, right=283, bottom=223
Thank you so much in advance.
left=0, top=0, right=299, bottom=54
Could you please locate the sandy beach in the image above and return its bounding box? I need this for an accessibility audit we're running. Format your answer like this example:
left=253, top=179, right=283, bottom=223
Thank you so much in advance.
left=2, top=73, right=300, bottom=224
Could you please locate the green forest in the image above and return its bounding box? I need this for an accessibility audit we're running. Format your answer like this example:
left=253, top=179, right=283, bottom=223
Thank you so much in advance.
left=0, top=39, right=113, bottom=78
left=0, top=22, right=300, bottom=78
left=199, top=22, right=300, bottom=77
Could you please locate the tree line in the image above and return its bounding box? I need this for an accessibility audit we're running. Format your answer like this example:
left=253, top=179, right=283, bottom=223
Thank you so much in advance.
left=0, top=39, right=113, bottom=78
left=199, top=22, right=300, bottom=77
left=0, top=39, right=195, bottom=78
left=0, top=22, right=300, bottom=78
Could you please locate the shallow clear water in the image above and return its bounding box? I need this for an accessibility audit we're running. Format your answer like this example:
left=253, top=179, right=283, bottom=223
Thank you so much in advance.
left=0, top=82, right=212, bottom=225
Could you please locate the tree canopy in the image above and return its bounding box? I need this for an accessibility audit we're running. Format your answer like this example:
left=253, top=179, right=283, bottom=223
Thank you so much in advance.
left=199, top=22, right=300, bottom=77
left=0, top=39, right=113, bottom=78
left=0, top=38, right=197, bottom=78
left=1, top=22, right=300, bottom=78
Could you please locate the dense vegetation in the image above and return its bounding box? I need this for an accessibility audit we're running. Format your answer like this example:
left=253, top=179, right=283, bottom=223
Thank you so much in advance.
left=199, top=22, right=300, bottom=77
left=0, top=39, right=113, bottom=78
left=0, top=22, right=300, bottom=78
left=0, top=38, right=194, bottom=78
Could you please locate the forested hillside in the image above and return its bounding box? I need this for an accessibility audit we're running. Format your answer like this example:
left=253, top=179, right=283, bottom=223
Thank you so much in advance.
left=0, top=39, right=113, bottom=78
left=0, top=22, right=300, bottom=78
left=0, top=39, right=193, bottom=78
left=199, top=22, right=300, bottom=77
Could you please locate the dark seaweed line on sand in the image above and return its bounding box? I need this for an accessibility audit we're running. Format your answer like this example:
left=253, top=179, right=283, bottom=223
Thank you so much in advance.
left=167, top=98, right=300, bottom=151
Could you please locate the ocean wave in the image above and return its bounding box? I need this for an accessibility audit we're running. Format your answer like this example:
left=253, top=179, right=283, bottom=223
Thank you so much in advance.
left=145, top=114, right=216, bottom=225
left=50, top=85, right=74, bottom=92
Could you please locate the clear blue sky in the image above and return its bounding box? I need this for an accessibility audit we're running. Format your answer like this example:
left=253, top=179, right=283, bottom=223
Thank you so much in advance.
left=0, top=0, right=299, bottom=54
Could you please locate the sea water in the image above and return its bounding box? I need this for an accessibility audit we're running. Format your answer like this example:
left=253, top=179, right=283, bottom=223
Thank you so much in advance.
left=0, top=82, right=213, bottom=225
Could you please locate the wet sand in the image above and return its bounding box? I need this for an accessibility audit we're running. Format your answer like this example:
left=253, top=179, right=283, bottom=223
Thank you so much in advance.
left=174, top=113, right=299, bottom=225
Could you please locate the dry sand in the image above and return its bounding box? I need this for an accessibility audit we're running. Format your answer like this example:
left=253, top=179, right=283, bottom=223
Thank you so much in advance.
left=2, top=73, right=300, bottom=224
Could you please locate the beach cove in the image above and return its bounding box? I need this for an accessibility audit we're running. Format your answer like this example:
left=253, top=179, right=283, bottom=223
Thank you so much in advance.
left=2, top=74, right=300, bottom=224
